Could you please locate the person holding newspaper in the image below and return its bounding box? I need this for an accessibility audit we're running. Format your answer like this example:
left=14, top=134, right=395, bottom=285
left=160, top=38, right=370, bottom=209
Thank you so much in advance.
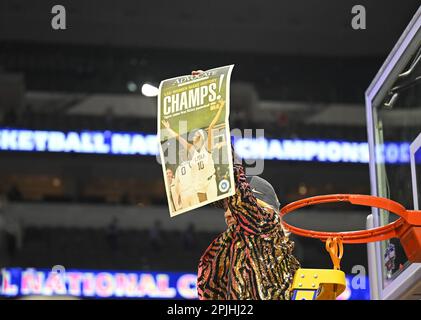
left=187, top=70, right=300, bottom=300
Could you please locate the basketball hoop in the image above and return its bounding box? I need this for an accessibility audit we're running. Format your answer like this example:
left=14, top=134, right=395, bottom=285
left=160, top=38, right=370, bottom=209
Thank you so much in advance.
left=280, top=194, right=421, bottom=263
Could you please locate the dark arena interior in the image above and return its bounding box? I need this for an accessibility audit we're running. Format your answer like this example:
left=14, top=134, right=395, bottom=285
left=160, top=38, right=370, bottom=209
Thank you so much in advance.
left=0, top=0, right=420, bottom=302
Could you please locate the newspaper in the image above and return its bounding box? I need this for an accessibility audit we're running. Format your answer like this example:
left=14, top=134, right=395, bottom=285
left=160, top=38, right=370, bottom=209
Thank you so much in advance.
left=158, top=65, right=235, bottom=217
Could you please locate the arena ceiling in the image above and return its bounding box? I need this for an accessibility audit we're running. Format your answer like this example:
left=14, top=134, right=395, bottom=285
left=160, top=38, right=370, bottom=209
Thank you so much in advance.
left=0, top=1, right=419, bottom=127
left=0, top=0, right=419, bottom=57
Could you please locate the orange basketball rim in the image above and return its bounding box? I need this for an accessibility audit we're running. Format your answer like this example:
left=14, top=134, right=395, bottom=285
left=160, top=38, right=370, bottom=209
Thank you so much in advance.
left=280, top=194, right=421, bottom=263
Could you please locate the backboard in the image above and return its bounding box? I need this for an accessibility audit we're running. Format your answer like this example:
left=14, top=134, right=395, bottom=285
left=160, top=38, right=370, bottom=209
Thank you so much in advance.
left=366, top=6, right=421, bottom=300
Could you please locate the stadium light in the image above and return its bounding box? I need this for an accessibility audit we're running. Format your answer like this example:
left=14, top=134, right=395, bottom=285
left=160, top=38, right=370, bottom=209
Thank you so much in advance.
left=141, top=83, right=159, bottom=97
left=127, top=81, right=138, bottom=92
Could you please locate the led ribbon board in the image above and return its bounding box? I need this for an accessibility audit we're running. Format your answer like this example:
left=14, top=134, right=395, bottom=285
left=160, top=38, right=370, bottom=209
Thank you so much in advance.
left=0, top=268, right=198, bottom=299
left=0, top=128, right=415, bottom=164
left=0, top=268, right=368, bottom=300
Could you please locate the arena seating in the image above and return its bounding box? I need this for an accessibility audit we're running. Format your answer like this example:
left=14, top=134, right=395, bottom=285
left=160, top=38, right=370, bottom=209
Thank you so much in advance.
left=4, top=226, right=371, bottom=274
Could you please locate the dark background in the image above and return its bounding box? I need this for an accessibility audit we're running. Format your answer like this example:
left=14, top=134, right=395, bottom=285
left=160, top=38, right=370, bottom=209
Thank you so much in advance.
left=0, top=0, right=419, bottom=295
